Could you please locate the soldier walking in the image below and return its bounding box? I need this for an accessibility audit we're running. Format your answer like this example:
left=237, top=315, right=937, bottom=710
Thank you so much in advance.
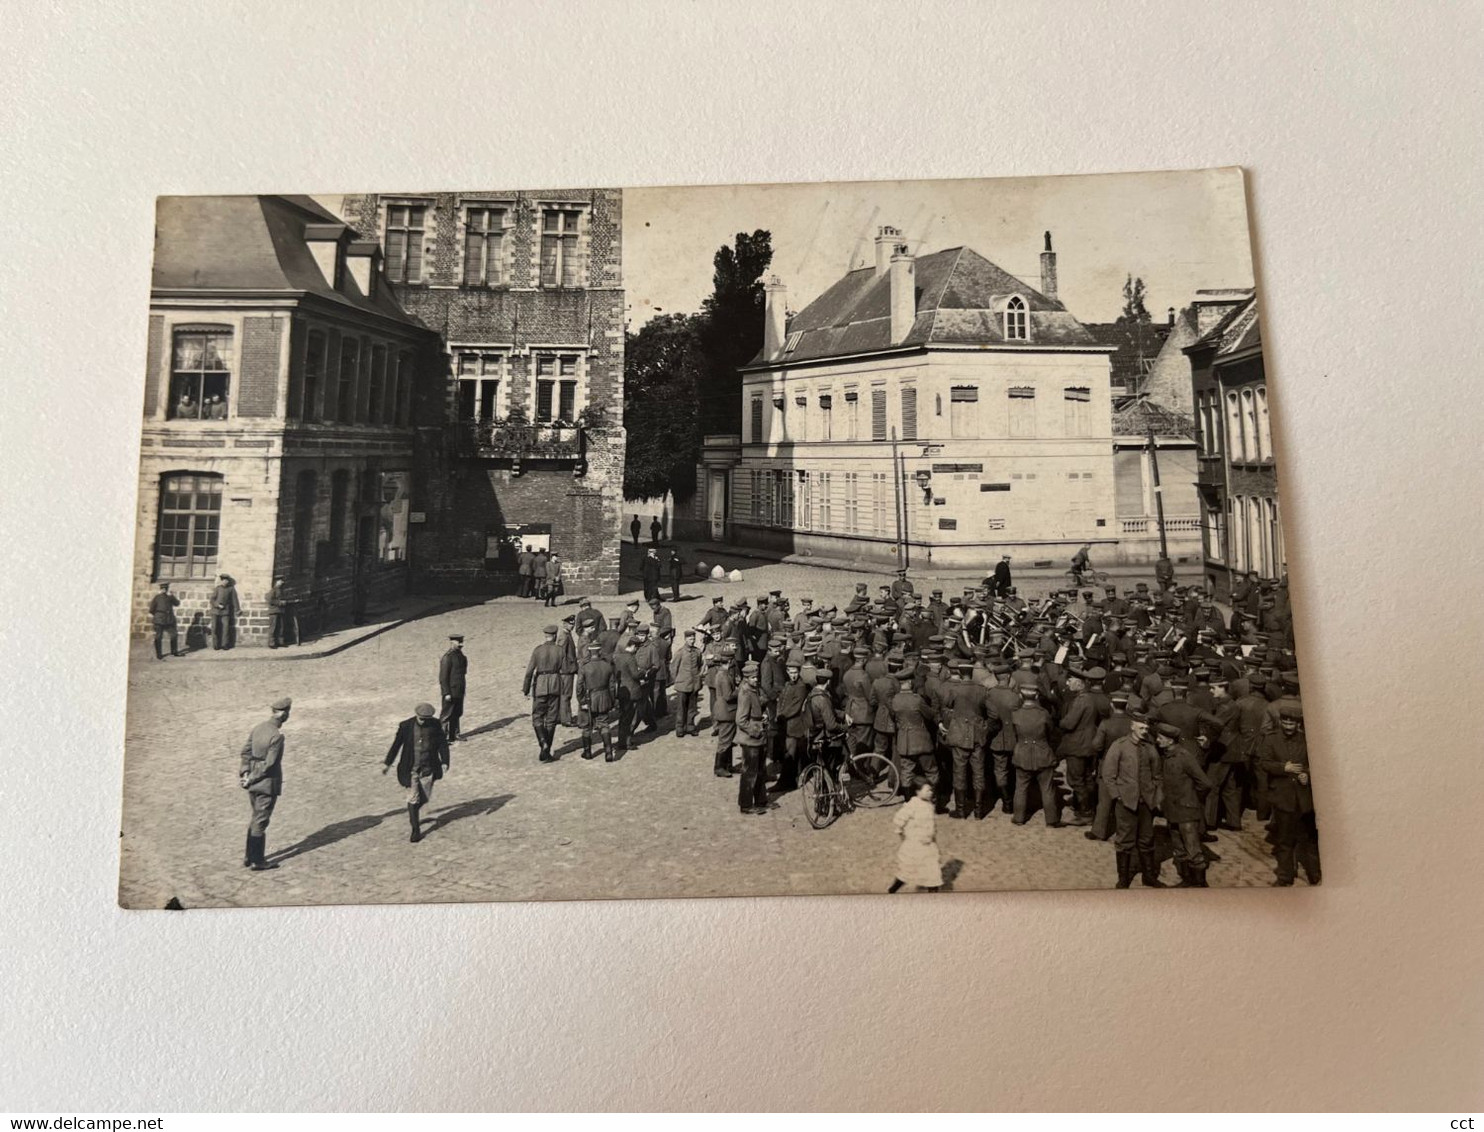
left=238, top=696, right=291, bottom=871
left=576, top=641, right=619, bottom=761
left=523, top=624, right=565, bottom=762
left=382, top=702, right=450, bottom=843
left=439, top=634, right=467, bottom=742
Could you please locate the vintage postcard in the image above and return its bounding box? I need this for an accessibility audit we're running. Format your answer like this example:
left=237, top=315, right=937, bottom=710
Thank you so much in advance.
left=120, top=170, right=1315, bottom=908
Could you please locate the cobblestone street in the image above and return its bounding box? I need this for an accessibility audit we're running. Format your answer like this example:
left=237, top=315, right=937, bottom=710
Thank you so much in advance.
left=119, top=556, right=1289, bottom=909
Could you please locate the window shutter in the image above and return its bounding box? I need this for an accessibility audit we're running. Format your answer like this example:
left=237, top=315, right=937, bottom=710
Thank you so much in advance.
left=872, top=388, right=887, bottom=440
left=750, top=397, right=763, bottom=443
left=901, top=387, right=917, bottom=440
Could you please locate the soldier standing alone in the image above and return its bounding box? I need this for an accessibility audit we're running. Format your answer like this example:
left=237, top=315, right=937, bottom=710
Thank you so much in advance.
left=523, top=624, right=565, bottom=763
left=148, top=581, right=181, bottom=660
left=439, top=634, right=468, bottom=742
left=239, top=696, right=291, bottom=871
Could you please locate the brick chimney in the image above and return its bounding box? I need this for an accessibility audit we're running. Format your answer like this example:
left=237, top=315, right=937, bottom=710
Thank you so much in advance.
left=890, top=244, right=916, bottom=344
left=764, top=274, right=788, bottom=359
left=1039, top=231, right=1058, bottom=300
left=875, top=225, right=903, bottom=277
left=1193, top=288, right=1254, bottom=335
left=1168, top=306, right=1176, bottom=327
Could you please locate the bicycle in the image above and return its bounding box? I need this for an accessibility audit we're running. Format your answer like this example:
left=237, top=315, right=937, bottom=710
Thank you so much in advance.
left=799, top=737, right=901, bottom=829
left=1065, top=567, right=1109, bottom=588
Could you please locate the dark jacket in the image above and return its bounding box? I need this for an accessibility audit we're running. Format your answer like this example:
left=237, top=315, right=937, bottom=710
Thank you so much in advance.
left=573, top=606, right=606, bottom=636
left=1010, top=704, right=1056, bottom=771
left=940, top=680, right=990, bottom=750
left=613, top=651, right=644, bottom=696
left=890, top=690, right=937, bottom=757
left=1159, top=741, right=1211, bottom=822
left=211, top=581, right=241, bottom=617
left=384, top=716, right=450, bottom=788
left=239, top=718, right=284, bottom=797
left=523, top=642, right=564, bottom=696
left=439, top=648, right=468, bottom=697
left=576, top=657, right=618, bottom=716
left=148, top=591, right=180, bottom=627
left=1258, top=730, right=1313, bottom=813
left=711, top=665, right=738, bottom=722
left=1057, top=690, right=1111, bottom=757
left=777, top=680, right=810, bottom=738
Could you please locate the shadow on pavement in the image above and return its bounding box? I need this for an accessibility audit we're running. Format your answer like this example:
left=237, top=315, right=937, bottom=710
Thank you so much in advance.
left=270, top=808, right=404, bottom=863
left=460, top=715, right=525, bottom=739
left=941, top=858, right=965, bottom=892
left=427, top=794, right=515, bottom=832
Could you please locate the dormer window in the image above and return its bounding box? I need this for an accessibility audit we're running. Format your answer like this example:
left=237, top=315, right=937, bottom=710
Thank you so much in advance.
left=785, top=330, right=803, bottom=354
left=1004, top=295, right=1028, bottom=340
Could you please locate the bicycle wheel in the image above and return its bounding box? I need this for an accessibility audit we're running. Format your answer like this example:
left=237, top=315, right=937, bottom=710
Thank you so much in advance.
left=799, top=763, right=838, bottom=829
left=847, top=753, right=900, bottom=808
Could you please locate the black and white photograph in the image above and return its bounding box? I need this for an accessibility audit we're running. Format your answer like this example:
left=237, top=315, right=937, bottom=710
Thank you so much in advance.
left=119, top=170, right=1315, bottom=907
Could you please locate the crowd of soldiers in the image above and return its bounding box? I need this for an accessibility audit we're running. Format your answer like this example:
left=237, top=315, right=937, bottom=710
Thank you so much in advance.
left=520, top=564, right=1318, bottom=890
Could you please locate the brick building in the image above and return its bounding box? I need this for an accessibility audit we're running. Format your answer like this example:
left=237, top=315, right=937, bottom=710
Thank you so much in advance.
left=693, top=228, right=1117, bottom=568
left=339, top=190, right=625, bottom=595
left=1185, top=291, right=1284, bottom=600
left=131, top=195, right=439, bottom=645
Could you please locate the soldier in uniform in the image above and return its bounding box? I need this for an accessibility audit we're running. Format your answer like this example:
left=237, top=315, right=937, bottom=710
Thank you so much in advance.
left=1010, top=684, right=1062, bottom=827
left=148, top=581, right=181, bottom=659
left=522, top=624, right=565, bottom=762
left=210, top=572, right=240, bottom=650
left=1057, top=668, right=1111, bottom=826
left=648, top=596, right=674, bottom=638
left=1155, top=722, right=1213, bottom=886
left=839, top=646, right=876, bottom=758
left=438, top=634, right=468, bottom=742
left=985, top=664, right=1022, bottom=814
left=238, top=696, right=291, bottom=871
left=576, top=641, right=619, bottom=761
left=736, top=661, right=770, bottom=814
left=613, top=636, right=644, bottom=753
left=711, top=644, right=740, bottom=777
left=774, top=657, right=809, bottom=794
left=670, top=629, right=705, bottom=737
left=573, top=595, right=606, bottom=637
left=1259, top=704, right=1320, bottom=885
left=1105, top=713, right=1163, bottom=888
left=992, top=554, right=1013, bottom=597
left=698, top=595, right=728, bottom=635
left=632, top=626, right=659, bottom=734
left=266, top=576, right=288, bottom=649
left=382, top=702, right=451, bottom=843
left=889, top=673, right=938, bottom=804
left=940, top=661, right=991, bottom=820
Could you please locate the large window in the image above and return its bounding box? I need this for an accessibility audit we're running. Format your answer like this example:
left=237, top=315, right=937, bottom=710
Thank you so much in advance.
left=155, top=473, right=222, bottom=579
left=872, top=472, right=891, bottom=535
left=463, top=206, right=507, bottom=286
left=818, top=471, right=832, bottom=531
left=1008, top=386, right=1036, bottom=438
left=302, top=330, right=326, bottom=421
left=1225, top=392, right=1242, bottom=464
left=1256, top=386, right=1271, bottom=459
left=540, top=208, right=584, bottom=287
left=384, top=203, right=426, bottom=284
left=949, top=385, right=978, bottom=438
left=1241, top=389, right=1259, bottom=461
left=534, top=354, right=580, bottom=423
left=844, top=472, right=859, bottom=534
left=457, top=352, right=504, bottom=421
left=336, top=337, right=360, bottom=423
left=1004, top=295, right=1028, bottom=340
left=818, top=391, right=832, bottom=441
left=393, top=352, right=411, bottom=426
left=168, top=329, right=232, bottom=420
left=291, top=470, right=318, bottom=575
left=1063, top=386, right=1092, bottom=437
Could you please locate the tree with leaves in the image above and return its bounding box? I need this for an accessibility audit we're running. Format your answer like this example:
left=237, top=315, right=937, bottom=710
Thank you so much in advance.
left=696, top=230, right=774, bottom=440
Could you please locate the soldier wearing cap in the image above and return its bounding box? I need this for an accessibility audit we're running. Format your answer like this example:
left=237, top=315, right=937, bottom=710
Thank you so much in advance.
left=805, top=665, right=844, bottom=770
left=613, top=635, right=644, bottom=753
left=1154, top=721, right=1213, bottom=886
left=1010, top=684, right=1061, bottom=827
left=238, top=696, right=292, bottom=870
left=774, top=656, right=809, bottom=794
left=670, top=629, right=705, bottom=737
left=984, top=664, right=1021, bottom=814
left=523, top=625, right=566, bottom=762
left=573, top=596, right=606, bottom=638
left=1258, top=704, right=1319, bottom=885
left=648, top=596, right=674, bottom=638
left=890, top=672, right=939, bottom=804
left=383, top=702, right=451, bottom=843
left=1087, top=691, right=1134, bottom=841
left=711, top=641, right=740, bottom=777
left=631, top=626, right=659, bottom=735
left=148, top=580, right=182, bottom=660
left=1105, top=712, right=1163, bottom=887
left=940, top=661, right=992, bottom=819
left=1057, top=668, right=1111, bottom=825
left=698, top=594, right=728, bottom=635
left=736, top=661, right=770, bottom=813
left=839, top=647, right=876, bottom=759
left=438, top=633, right=468, bottom=742
left=576, top=641, right=620, bottom=761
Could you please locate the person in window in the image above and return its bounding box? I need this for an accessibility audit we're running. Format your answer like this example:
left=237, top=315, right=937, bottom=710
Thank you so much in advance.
left=174, top=391, right=197, bottom=419
left=208, top=394, right=227, bottom=420
left=210, top=573, right=241, bottom=650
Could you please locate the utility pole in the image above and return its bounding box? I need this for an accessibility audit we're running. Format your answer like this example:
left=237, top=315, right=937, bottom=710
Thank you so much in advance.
left=1147, top=425, right=1169, bottom=560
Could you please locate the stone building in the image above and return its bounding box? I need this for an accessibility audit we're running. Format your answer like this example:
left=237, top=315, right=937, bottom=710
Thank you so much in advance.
left=131, top=195, right=438, bottom=645
left=338, top=190, right=625, bottom=595
left=694, top=228, right=1117, bottom=568
left=1185, top=291, right=1283, bottom=600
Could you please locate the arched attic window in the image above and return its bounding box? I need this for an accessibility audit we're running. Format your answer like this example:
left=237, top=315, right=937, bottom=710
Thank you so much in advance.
left=1004, top=295, right=1028, bottom=341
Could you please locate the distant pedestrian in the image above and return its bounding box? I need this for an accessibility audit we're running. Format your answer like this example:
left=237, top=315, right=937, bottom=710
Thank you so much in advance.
left=266, top=576, right=288, bottom=648
left=238, top=696, right=291, bottom=871
left=630, top=514, right=641, bottom=545
left=641, top=549, right=662, bottom=604
left=439, top=634, right=467, bottom=742
left=532, top=548, right=549, bottom=599
left=544, top=552, right=564, bottom=607
left=517, top=545, right=535, bottom=598
left=210, top=573, right=240, bottom=650
left=148, top=581, right=181, bottom=659
left=992, top=554, right=1013, bottom=597
left=650, top=516, right=662, bottom=544
left=382, top=702, right=450, bottom=844
left=888, top=781, right=943, bottom=893
left=668, top=550, right=683, bottom=601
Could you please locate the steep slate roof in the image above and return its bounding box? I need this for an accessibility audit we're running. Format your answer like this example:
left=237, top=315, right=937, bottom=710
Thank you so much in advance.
left=1186, top=293, right=1260, bottom=359
left=749, top=245, right=1101, bottom=367
left=1083, top=320, right=1174, bottom=387
left=1111, top=395, right=1196, bottom=440
left=152, top=194, right=421, bottom=324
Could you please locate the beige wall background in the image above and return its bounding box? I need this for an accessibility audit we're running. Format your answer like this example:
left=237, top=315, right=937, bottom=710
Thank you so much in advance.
left=2, top=0, right=1481, bottom=1112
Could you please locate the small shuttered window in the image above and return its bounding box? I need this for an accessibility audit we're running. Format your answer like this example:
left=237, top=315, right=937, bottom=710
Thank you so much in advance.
left=871, top=388, right=887, bottom=441
left=900, top=387, right=917, bottom=440
left=750, top=396, right=764, bottom=444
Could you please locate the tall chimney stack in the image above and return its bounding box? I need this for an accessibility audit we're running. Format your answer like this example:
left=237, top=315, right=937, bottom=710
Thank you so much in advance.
left=1039, top=231, right=1058, bottom=300
left=889, top=244, right=916, bottom=345
left=874, top=225, right=903, bottom=277
left=763, top=274, right=788, bottom=359
left=1168, top=306, right=1176, bottom=327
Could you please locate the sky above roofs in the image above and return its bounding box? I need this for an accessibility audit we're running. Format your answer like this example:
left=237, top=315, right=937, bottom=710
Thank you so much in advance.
left=623, top=167, right=1255, bottom=331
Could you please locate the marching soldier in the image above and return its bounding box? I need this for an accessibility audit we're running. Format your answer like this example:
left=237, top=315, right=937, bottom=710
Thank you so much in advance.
left=238, top=696, right=291, bottom=871
left=576, top=641, right=620, bottom=761
left=522, top=624, right=565, bottom=763
left=382, top=702, right=450, bottom=843
left=438, top=633, right=468, bottom=742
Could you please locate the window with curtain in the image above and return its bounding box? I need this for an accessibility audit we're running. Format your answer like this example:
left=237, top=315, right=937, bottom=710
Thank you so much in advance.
left=154, top=473, right=222, bottom=579
left=168, top=329, right=233, bottom=420
left=456, top=352, right=503, bottom=422
left=540, top=208, right=584, bottom=287
left=463, top=206, right=506, bottom=285
left=534, top=354, right=581, bottom=422
left=383, top=203, right=426, bottom=284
